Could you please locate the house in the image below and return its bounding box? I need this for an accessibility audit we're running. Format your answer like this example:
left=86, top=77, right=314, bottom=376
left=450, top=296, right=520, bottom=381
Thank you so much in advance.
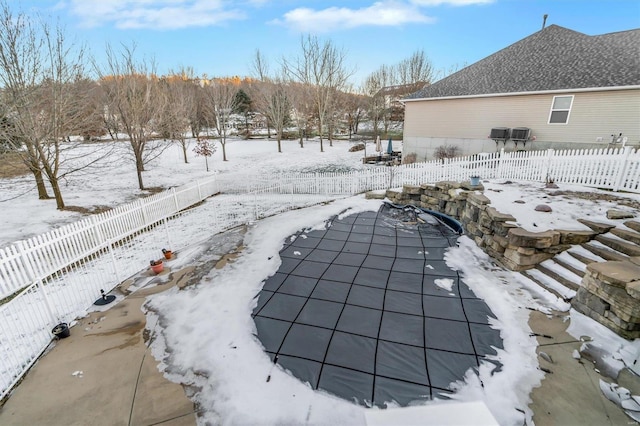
left=402, top=25, right=640, bottom=161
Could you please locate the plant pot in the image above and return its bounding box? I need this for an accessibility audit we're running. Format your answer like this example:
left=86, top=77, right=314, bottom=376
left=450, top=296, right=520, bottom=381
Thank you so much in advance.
left=470, top=176, right=481, bottom=186
left=52, top=323, right=70, bottom=339
left=163, top=250, right=173, bottom=260
left=150, top=261, right=164, bottom=274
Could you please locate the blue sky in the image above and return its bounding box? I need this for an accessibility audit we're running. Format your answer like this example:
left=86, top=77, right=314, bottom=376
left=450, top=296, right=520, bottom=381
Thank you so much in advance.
left=18, top=0, right=640, bottom=86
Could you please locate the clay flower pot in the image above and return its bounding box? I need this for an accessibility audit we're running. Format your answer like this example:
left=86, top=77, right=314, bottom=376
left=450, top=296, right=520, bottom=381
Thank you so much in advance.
left=150, top=260, right=164, bottom=274
left=162, top=248, right=173, bottom=260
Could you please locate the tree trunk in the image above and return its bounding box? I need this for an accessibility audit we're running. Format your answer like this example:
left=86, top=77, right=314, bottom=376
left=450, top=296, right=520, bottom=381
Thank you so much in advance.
left=222, top=143, right=228, bottom=161
left=277, top=130, right=282, bottom=153
left=205, top=156, right=209, bottom=172
left=134, top=151, right=145, bottom=190
left=49, top=176, right=65, bottom=210
left=328, top=122, right=334, bottom=147
left=181, top=141, right=188, bottom=163
left=32, top=167, right=51, bottom=199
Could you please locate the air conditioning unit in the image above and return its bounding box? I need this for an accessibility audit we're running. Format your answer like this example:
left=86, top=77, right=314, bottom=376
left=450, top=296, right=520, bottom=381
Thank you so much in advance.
left=489, top=127, right=510, bottom=141
left=511, top=127, right=531, bottom=141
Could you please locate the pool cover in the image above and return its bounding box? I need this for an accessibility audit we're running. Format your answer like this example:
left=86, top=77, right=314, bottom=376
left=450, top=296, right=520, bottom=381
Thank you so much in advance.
left=252, top=203, right=503, bottom=407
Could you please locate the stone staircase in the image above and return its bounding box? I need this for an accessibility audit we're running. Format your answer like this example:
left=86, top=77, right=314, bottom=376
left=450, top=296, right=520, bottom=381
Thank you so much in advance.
left=522, top=219, right=640, bottom=302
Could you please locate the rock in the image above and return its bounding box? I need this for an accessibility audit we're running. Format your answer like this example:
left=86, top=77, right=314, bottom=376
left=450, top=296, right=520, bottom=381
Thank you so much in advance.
left=586, top=261, right=640, bottom=288
left=403, top=184, right=422, bottom=195
left=625, top=221, right=640, bottom=233
left=365, top=191, right=386, bottom=200
left=467, top=193, right=491, bottom=206
left=607, top=209, right=635, bottom=220
left=514, top=200, right=525, bottom=204
left=486, top=207, right=516, bottom=222
left=535, top=204, right=552, bottom=212
left=503, top=248, right=554, bottom=268
left=508, top=228, right=561, bottom=249
left=627, top=281, right=640, bottom=300
left=577, top=219, right=616, bottom=234
left=558, top=229, right=597, bottom=244
left=545, top=183, right=559, bottom=189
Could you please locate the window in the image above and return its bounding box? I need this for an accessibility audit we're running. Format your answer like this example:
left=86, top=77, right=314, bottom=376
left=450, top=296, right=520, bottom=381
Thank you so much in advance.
left=548, top=95, right=573, bottom=124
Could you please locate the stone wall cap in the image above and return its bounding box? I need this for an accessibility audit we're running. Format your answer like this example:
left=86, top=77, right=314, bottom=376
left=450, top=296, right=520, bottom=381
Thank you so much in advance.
left=486, top=206, right=516, bottom=222
left=507, top=228, right=561, bottom=249
left=586, top=260, right=640, bottom=287
left=467, top=193, right=491, bottom=205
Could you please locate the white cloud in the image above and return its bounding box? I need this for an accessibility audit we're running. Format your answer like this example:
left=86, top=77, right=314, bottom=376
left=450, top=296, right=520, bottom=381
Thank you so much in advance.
left=274, top=1, right=434, bottom=33
left=410, top=0, right=494, bottom=5
left=64, top=0, right=247, bottom=29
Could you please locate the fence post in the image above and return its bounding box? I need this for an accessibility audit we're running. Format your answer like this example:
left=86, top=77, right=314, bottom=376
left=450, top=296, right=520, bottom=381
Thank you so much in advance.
left=172, top=187, right=180, bottom=211
left=541, top=149, right=554, bottom=183
left=163, top=218, right=174, bottom=252
left=497, top=148, right=505, bottom=178
left=140, top=200, right=149, bottom=225
left=91, top=216, right=122, bottom=287
left=16, top=238, right=57, bottom=324
left=613, top=146, right=633, bottom=192
left=254, top=191, right=258, bottom=221
left=15, top=240, right=37, bottom=287
left=196, top=180, right=203, bottom=201
left=37, top=280, right=58, bottom=325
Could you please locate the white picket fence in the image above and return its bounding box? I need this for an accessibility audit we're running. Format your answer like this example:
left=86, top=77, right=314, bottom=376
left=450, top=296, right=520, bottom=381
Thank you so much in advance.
left=214, top=147, right=640, bottom=195
left=1, top=146, right=639, bottom=400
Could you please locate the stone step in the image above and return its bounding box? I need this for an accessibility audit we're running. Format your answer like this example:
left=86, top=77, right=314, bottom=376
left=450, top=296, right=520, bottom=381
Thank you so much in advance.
left=581, top=242, right=629, bottom=262
left=577, top=219, right=616, bottom=234
left=610, top=227, right=640, bottom=246
left=625, top=220, right=640, bottom=233
left=566, top=248, right=604, bottom=266
left=595, top=235, right=640, bottom=257
left=535, top=263, right=581, bottom=292
left=553, top=256, right=586, bottom=279
left=522, top=270, right=572, bottom=302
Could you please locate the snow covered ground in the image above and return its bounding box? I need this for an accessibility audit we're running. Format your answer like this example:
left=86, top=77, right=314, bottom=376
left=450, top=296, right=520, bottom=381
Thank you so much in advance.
left=2, top=137, right=640, bottom=424
left=0, top=137, right=370, bottom=247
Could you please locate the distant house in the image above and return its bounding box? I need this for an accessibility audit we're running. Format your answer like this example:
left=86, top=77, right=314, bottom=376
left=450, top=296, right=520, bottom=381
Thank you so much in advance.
left=402, top=25, right=640, bottom=161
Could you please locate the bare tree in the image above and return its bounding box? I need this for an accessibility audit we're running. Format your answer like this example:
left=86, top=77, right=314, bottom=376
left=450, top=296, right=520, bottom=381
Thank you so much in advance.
left=97, top=44, right=168, bottom=190
left=363, top=50, right=434, bottom=139
left=283, top=35, right=351, bottom=152
left=203, top=80, right=238, bottom=161
left=159, top=72, right=194, bottom=163
left=288, top=82, right=314, bottom=148
left=340, top=89, right=367, bottom=139
left=0, top=2, right=109, bottom=209
left=251, top=51, right=292, bottom=153
left=361, top=65, right=392, bottom=138
left=396, top=50, right=433, bottom=88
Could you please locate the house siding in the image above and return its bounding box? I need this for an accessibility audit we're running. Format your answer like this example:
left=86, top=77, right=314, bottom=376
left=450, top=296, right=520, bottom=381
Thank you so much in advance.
left=403, top=89, right=640, bottom=160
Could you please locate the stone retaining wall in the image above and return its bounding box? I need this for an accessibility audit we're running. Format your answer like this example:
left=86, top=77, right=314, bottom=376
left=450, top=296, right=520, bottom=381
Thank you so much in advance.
left=384, top=181, right=597, bottom=272
left=572, top=258, right=640, bottom=339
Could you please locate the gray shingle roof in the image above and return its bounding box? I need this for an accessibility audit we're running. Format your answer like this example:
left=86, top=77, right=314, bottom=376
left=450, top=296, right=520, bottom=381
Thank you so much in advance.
left=406, top=25, right=640, bottom=100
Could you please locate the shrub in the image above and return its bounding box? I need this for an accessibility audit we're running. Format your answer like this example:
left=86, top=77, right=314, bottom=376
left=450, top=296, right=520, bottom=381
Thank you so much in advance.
left=349, top=143, right=365, bottom=152
left=402, top=152, right=417, bottom=164
left=434, top=144, right=460, bottom=161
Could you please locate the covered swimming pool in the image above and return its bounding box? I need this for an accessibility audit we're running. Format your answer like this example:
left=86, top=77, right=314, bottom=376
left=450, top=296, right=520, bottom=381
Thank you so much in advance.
left=252, top=203, right=503, bottom=407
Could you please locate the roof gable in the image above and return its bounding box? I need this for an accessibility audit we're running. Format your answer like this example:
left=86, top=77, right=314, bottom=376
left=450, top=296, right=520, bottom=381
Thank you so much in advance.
left=407, top=25, right=640, bottom=99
